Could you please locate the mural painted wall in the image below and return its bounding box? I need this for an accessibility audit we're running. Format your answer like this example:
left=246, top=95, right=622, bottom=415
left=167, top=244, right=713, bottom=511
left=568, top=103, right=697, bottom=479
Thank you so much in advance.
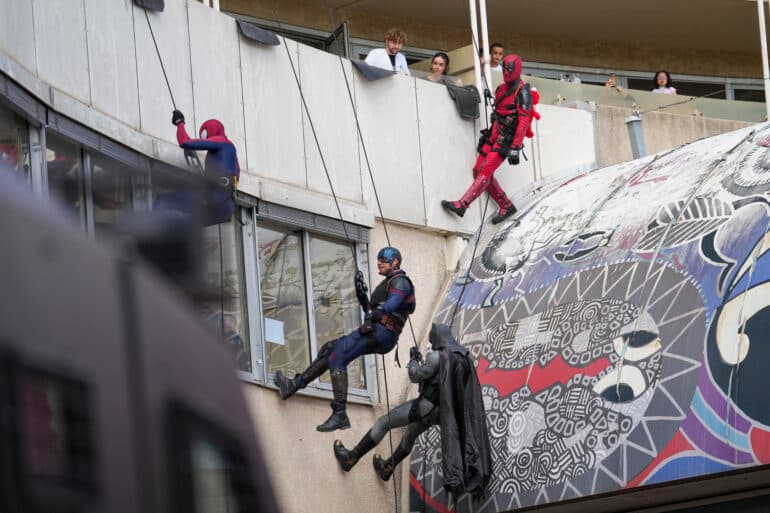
left=410, top=123, right=770, bottom=512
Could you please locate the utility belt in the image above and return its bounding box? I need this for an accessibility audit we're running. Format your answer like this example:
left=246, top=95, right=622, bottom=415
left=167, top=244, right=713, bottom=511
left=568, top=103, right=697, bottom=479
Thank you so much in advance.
left=217, top=175, right=238, bottom=191
left=495, top=112, right=518, bottom=128
left=379, top=314, right=405, bottom=335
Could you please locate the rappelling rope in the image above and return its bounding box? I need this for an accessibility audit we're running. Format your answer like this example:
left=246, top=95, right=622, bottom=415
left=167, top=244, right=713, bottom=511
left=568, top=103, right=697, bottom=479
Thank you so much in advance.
left=268, top=4, right=402, bottom=510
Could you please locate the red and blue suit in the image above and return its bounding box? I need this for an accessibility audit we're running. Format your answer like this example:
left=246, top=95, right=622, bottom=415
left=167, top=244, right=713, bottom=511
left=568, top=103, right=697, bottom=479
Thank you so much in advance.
left=442, top=54, right=538, bottom=225
left=161, top=111, right=240, bottom=225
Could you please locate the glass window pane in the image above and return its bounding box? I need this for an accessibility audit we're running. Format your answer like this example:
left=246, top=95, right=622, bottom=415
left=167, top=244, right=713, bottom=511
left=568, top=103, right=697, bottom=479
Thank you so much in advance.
left=0, top=103, right=31, bottom=184
left=257, top=224, right=310, bottom=376
left=309, top=235, right=365, bottom=389
left=46, top=133, right=85, bottom=225
left=90, top=154, right=139, bottom=238
left=200, top=222, right=252, bottom=373
left=190, top=435, right=240, bottom=513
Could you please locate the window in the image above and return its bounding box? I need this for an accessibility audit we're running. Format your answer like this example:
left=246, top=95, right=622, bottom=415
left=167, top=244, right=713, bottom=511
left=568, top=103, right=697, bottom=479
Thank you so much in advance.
left=200, top=222, right=252, bottom=374
left=46, top=132, right=86, bottom=227
left=0, top=102, right=30, bottom=184
left=245, top=206, right=371, bottom=397
left=90, top=153, right=142, bottom=238
left=167, top=402, right=259, bottom=513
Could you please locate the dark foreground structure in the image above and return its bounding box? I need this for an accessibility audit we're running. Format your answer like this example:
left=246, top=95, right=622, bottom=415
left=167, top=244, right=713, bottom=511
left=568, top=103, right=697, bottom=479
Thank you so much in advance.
left=0, top=177, right=279, bottom=513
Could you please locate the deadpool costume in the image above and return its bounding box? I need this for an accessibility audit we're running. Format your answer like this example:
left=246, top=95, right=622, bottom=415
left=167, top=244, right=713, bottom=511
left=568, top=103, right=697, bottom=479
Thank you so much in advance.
left=442, top=54, right=536, bottom=225
left=160, top=110, right=240, bottom=225
left=274, top=247, right=416, bottom=432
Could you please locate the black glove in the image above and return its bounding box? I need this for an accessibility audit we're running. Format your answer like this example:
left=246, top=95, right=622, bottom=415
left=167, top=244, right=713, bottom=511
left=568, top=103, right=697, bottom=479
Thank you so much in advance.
left=354, top=270, right=368, bottom=297
left=508, top=147, right=520, bottom=165
left=172, top=109, right=185, bottom=126
left=409, top=346, right=422, bottom=362
left=484, top=88, right=493, bottom=100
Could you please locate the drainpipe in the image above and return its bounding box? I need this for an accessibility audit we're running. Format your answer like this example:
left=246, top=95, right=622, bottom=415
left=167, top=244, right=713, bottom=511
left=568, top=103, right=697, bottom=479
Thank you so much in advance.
left=625, top=113, right=647, bottom=159
left=757, top=0, right=770, bottom=120
left=469, top=0, right=483, bottom=98
left=479, top=0, right=492, bottom=89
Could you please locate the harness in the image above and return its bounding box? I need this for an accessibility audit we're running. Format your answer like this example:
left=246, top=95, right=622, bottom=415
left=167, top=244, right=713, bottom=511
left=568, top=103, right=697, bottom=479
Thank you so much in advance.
left=369, top=270, right=415, bottom=335
left=494, top=80, right=525, bottom=131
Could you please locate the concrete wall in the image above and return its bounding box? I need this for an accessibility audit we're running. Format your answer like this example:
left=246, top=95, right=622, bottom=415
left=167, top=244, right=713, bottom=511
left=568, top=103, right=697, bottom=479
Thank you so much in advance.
left=595, top=105, right=753, bottom=168
left=0, top=0, right=596, bottom=235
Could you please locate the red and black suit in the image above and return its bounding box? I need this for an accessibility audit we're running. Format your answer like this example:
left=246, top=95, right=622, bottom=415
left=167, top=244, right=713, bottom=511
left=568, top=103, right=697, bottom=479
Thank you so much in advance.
left=442, top=54, right=533, bottom=225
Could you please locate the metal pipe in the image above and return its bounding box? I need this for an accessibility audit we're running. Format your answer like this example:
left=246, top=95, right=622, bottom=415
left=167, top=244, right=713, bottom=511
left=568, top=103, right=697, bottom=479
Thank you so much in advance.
left=468, top=0, right=483, bottom=97
left=479, top=0, right=492, bottom=89
left=757, top=0, right=770, bottom=119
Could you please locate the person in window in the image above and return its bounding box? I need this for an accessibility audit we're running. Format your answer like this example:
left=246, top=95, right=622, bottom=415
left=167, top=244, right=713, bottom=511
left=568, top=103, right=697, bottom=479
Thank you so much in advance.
left=442, top=54, right=539, bottom=225
left=480, top=42, right=504, bottom=72
left=364, top=28, right=411, bottom=76
left=274, top=247, right=416, bottom=432
left=162, top=110, right=240, bottom=225
left=652, top=70, right=677, bottom=95
left=426, top=52, right=457, bottom=86
left=333, top=323, right=491, bottom=497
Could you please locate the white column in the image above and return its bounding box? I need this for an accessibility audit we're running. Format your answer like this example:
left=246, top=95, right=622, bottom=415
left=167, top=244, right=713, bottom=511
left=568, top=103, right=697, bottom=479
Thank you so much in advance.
left=469, top=0, right=483, bottom=96
left=757, top=0, right=770, bottom=119
left=479, top=0, right=492, bottom=89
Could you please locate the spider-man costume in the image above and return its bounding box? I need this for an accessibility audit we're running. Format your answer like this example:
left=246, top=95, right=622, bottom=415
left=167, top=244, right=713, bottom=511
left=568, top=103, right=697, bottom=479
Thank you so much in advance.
left=160, top=110, right=239, bottom=225
left=442, top=54, right=539, bottom=225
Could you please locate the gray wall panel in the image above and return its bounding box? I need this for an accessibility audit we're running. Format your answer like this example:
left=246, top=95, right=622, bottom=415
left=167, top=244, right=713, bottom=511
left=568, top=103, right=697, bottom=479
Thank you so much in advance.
left=240, top=36, right=305, bottom=188
left=85, top=0, right=140, bottom=129
left=188, top=1, right=246, bottom=168
left=298, top=44, right=362, bottom=203
left=0, top=0, right=36, bottom=73
left=133, top=0, right=195, bottom=142
left=34, top=0, right=91, bottom=104
left=416, top=78, right=482, bottom=231
left=354, top=72, right=424, bottom=225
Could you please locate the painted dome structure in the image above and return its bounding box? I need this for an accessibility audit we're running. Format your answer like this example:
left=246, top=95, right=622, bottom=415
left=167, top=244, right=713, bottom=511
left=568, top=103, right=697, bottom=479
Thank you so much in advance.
left=411, top=123, right=770, bottom=512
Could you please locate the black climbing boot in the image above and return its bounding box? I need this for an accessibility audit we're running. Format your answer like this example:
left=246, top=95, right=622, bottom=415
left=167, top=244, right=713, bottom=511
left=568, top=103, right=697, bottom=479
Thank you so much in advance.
left=491, top=204, right=517, bottom=225
left=373, top=445, right=410, bottom=481
left=273, top=371, right=301, bottom=400
left=441, top=200, right=467, bottom=218
left=334, top=430, right=377, bottom=471
left=317, top=370, right=350, bottom=432
left=274, top=353, right=329, bottom=400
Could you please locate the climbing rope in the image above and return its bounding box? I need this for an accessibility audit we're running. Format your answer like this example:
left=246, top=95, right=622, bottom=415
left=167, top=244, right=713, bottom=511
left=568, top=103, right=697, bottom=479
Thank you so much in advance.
left=269, top=4, right=403, bottom=510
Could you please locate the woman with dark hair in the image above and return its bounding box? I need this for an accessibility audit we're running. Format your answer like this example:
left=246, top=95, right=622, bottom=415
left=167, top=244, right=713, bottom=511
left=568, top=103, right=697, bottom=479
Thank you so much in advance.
left=652, top=70, right=677, bottom=95
left=427, top=52, right=457, bottom=85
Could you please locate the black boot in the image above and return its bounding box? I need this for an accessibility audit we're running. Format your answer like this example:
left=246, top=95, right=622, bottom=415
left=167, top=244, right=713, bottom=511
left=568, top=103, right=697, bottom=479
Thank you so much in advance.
left=317, top=370, right=350, bottom=432
left=334, top=430, right=378, bottom=471
left=274, top=354, right=329, bottom=400
left=491, top=204, right=517, bottom=225
left=273, top=371, right=301, bottom=400
left=441, top=200, right=467, bottom=218
left=373, top=445, right=410, bottom=481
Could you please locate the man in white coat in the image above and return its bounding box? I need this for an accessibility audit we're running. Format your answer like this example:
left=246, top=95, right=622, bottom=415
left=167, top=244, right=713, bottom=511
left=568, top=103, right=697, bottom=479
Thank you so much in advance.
left=364, top=28, right=411, bottom=76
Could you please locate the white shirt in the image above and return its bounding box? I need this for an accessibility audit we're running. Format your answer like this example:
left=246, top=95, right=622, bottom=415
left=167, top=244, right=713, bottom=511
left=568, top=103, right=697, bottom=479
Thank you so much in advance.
left=364, top=48, right=410, bottom=76
left=652, top=86, right=677, bottom=95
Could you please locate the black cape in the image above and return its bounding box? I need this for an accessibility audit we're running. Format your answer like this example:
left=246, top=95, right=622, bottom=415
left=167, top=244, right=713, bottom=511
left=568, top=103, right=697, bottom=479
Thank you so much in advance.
left=432, top=324, right=492, bottom=496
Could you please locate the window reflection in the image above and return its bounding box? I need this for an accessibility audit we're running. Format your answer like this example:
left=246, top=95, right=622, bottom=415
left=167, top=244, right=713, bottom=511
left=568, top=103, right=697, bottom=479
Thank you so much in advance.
left=201, top=222, right=252, bottom=373
left=0, top=102, right=31, bottom=183
left=257, top=225, right=310, bottom=377
left=90, top=154, right=136, bottom=238
left=46, top=133, right=85, bottom=225
left=310, top=235, right=365, bottom=389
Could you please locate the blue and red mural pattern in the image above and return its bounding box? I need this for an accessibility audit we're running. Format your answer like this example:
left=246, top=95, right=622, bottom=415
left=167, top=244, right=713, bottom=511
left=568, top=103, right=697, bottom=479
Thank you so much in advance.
left=410, top=124, right=770, bottom=512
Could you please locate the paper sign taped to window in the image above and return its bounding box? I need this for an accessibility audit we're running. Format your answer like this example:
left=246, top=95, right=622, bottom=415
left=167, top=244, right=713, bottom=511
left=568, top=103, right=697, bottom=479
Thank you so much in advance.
left=264, top=318, right=285, bottom=345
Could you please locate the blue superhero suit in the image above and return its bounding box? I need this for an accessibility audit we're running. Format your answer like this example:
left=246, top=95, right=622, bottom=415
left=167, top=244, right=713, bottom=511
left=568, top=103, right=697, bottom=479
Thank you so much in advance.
left=274, top=249, right=416, bottom=432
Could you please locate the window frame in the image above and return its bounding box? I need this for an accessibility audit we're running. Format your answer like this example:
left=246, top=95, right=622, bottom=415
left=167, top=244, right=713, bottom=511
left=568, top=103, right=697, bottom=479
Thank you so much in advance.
left=239, top=203, right=375, bottom=401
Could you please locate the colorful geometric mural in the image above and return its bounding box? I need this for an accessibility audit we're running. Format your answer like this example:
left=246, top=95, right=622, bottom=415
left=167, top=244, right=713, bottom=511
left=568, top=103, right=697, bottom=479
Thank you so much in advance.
left=410, top=124, right=770, bottom=512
